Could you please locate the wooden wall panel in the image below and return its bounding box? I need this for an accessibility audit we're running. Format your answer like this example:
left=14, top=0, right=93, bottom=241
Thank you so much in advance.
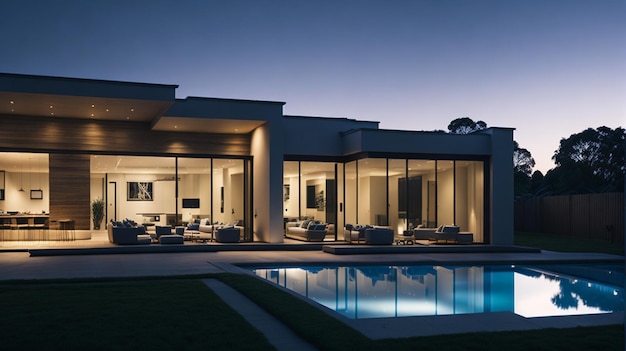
left=515, top=193, right=624, bottom=244
left=0, top=115, right=251, bottom=156
left=49, top=154, right=91, bottom=230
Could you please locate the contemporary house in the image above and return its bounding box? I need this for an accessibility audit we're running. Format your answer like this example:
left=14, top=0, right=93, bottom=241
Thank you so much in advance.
left=0, top=73, right=514, bottom=245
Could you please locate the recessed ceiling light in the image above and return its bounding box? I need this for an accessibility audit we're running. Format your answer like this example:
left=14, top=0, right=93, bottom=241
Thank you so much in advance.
left=105, top=108, right=109, bottom=112
left=90, top=113, right=94, bottom=117
left=130, top=108, right=134, bottom=112
left=126, top=117, right=130, bottom=120
left=91, top=104, right=95, bottom=108
left=10, top=100, right=14, bottom=104
left=49, top=105, right=53, bottom=109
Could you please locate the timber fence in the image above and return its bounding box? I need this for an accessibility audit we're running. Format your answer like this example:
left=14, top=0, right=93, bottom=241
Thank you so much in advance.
left=514, top=192, right=624, bottom=244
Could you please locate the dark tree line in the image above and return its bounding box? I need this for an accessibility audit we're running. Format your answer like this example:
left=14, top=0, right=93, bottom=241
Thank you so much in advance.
left=446, top=118, right=625, bottom=196
left=542, top=126, right=625, bottom=194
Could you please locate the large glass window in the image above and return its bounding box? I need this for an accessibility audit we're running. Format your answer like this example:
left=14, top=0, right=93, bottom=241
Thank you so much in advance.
left=90, top=155, right=250, bottom=240
left=339, top=157, right=485, bottom=243
left=455, top=161, right=485, bottom=242
left=283, top=161, right=337, bottom=239
left=388, top=159, right=405, bottom=234
left=288, top=157, right=486, bottom=244
left=436, top=160, right=455, bottom=226
left=344, top=161, right=357, bottom=227
left=178, top=157, right=212, bottom=224
left=357, top=158, right=387, bottom=226
left=0, top=152, right=49, bottom=214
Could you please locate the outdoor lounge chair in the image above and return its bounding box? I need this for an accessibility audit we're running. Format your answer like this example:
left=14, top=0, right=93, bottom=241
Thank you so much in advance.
left=429, top=225, right=460, bottom=243
left=216, top=227, right=240, bottom=243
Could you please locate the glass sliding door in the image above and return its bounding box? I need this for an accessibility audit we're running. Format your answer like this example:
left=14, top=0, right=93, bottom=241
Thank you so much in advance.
left=300, top=161, right=336, bottom=235
left=388, top=159, right=406, bottom=234
left=283, top=161, right=337, bottom=239
left=357, top=158, right=388, bottom=227
left=436, top=160, right=455, bottom=226
left=344, top=161, right=357, bottom=228
left=283, top=161, right=299, bottom=221
left=212, top=158, right=244, bottom=226
left=454, top=160, right=484, bottom=242
left=91, top=155, right=176, bottom=226
left=177, top=157, right=212, bottom=225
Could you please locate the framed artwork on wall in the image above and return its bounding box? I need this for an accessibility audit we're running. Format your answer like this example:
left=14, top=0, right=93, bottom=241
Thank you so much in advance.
left=30, top=189, right=43, bottom=200
left=127, top=182, right=153, bottom=201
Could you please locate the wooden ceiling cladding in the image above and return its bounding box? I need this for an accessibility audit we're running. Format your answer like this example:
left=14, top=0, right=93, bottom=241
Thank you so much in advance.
left=0, top=114, right=251, bottom=156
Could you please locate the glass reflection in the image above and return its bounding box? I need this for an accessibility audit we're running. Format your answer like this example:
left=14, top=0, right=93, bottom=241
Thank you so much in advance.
left=253, top=264, right=623, bottom=319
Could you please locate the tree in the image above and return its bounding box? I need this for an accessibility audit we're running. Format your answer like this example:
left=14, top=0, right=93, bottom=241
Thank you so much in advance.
left=513, top=141, right=536, bottom=197
left=513, top=141, right=535, bottom=177
left=447, top=117, right=487, bottom=134
left=447, top=117, right=537, bottom=196
left=546, top=126, right=625, bottom=194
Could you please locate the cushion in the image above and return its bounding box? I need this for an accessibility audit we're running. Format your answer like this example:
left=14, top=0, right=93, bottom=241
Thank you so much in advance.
left=345, top=224, right=353, bottom=231
left=442, top=225, right=460, bottom=233
left=187, top=223, right=200, bottom=231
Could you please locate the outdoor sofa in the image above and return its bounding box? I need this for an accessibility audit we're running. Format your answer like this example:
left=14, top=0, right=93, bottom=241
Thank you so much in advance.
left=286, top=221, right=328, bottom=242
left=344, top=224, right=394, bottom=244
left=428, top=225, right=460, bottom=243
left=107, top=222, right=151, bottom=245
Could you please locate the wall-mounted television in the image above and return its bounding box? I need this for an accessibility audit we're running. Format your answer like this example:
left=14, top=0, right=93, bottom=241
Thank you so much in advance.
left=182, top=198, right=200, bottom=208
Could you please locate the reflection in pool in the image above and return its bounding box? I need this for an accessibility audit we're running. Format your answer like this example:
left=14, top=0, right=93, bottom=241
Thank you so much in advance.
left=251, top=264, right=623, bottom=319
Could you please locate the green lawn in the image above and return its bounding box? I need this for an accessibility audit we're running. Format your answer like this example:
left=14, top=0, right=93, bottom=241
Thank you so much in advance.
left=0, top=278, right=275, bottom=351
left=515, top=231, right=624, bottom=255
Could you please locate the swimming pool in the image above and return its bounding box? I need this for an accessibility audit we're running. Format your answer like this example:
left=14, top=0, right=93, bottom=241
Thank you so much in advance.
left=251, top=263, right=623, bottom=319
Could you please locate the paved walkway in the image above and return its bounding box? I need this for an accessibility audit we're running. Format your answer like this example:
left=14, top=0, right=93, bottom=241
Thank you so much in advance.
left=0, top=248, right=623, bottom=344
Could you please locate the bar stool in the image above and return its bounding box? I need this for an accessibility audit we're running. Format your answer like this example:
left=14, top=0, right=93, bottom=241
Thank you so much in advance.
left=12, top=217, right=29, bottom=241
left=0, top=218, right=11, bottom=243
left=31, top=217, right=48, bottom=242
left=58, top=219, right=75, bottom=241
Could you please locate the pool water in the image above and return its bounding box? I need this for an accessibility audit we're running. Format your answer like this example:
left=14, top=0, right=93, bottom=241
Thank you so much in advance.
left=251, top=263, right=623, bottom=319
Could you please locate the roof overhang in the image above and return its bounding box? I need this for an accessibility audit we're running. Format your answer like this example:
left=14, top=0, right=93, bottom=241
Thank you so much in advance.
left=0, top=73, right=284, bottom=134
left=0, top=73, right=177, bottom=122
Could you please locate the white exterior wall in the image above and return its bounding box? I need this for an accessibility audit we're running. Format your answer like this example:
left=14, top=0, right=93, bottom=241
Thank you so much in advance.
left=251, top=122, right=285, bottom=243
left=483, top=128, right=515, bottom=245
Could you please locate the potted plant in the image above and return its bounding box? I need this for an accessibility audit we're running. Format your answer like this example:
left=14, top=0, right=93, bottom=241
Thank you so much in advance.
left=91, top=198, right=105, bottom=230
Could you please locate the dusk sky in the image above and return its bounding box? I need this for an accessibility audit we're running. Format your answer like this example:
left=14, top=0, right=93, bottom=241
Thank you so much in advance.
left=2, top=0, right=624, bottom=173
